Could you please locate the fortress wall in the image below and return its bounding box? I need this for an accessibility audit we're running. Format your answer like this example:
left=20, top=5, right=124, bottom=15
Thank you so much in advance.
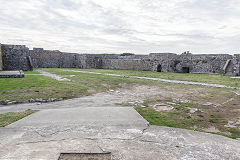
left=0, top=43, right=239, bottom=75
left=80, top=54, right=151, bottom=70
left=1, top=44, right=31, bottom=71
left=232, top=54, right=240, bottom=76
left=148, top=53, right=235, bottom=74
left=149, top=53, right=178, bottom=72
left=29, top=48, right=78, bottom=68
left=101, top=58, right=151, bottom=71
left=175, top=54, right=233, bottom=73
left=0, top=44, right=2, bottom=70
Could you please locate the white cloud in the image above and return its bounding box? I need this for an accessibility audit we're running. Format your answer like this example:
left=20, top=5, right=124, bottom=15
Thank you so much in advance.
left=0, top=0, right=239, bottom=54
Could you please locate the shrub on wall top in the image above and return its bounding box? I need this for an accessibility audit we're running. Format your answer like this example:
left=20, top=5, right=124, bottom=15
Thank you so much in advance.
left=181, top=51, right=192, bottom=55
left=120, top=53, right=135, bottom=56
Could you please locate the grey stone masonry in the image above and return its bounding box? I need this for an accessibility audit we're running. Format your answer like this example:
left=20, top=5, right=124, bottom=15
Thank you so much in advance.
left=0, top=44, right=2, bottom=70
left=1, top=43, right=239, bottom=76
left=1, top=44, right=31, bottom=71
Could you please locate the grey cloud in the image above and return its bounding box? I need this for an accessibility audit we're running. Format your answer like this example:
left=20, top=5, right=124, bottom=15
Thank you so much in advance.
left=0, top=0, right=239, bottom=54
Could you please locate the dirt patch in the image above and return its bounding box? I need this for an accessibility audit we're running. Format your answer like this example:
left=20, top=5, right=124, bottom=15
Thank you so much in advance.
left=202, top=126, right=220, bottom=133
left=152, top=104, right=174, bottom=112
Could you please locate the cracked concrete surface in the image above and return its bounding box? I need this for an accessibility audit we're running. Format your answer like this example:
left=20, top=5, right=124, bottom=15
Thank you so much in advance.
left=0, top=89, right=240, bottom=159
left=1, top=121, right=240, bottom=160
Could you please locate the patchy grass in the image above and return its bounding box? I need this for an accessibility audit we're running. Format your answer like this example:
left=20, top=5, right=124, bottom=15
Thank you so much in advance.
left=0, top=109, right=36, bottom=127
left=76, top=69, right=240, bottom=87
left=1, top=68, right=238, bottom=104
left=135, top=97, right=240, bottom=139
left=0, top=69, right=179, bottom=102
left=135, top=107, right=204, bottom=129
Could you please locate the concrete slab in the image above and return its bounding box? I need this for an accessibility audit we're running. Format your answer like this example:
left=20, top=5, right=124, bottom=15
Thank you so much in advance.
left=0, top=70, right=24, bottom=78
left=7, top=107, right=149, bottom=128
left=0, top=92, right=130, bottom=113
left=0, top=89, right=240, bottom=159
left=0, top=124, right=240, bottom=160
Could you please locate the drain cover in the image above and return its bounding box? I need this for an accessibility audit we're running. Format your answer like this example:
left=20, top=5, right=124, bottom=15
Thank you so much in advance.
left=58, top=152, right=111, bottom=160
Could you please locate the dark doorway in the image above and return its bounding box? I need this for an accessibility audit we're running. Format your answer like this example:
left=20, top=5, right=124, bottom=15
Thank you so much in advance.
left=157, top=65, right=162, bottom=72
left=182, top=67, right=190, bottom=73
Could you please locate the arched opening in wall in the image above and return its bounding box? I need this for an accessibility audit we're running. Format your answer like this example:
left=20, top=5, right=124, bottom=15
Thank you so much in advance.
left=157, top=64, right=162, bottom=72
left=182, top=67, right=190, bottom=73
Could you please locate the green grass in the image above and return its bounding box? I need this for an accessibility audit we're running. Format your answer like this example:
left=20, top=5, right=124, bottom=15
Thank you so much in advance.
left=135, top=107, right=203, bottom=129
left=0, top=69, right=178, bottom=102
left=228, top=128, right=240, bottom=139
left=0, top=109, right=36, bottom=127
left=76, top=69, right=240, bottom=87
left=24, top=71, right=40, bottom=74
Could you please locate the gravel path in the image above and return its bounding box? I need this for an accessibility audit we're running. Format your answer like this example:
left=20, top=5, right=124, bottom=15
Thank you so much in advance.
left=58, top=69, right=240, bottom=89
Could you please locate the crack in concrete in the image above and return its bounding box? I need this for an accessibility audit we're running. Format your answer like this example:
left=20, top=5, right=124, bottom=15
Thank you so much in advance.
left=15, top=126, right=155, bottom=146
left=142, top=124, right=150, bottom=134
left=34, top=130, right=46, bottom=137
left=98, top=145, right=107, bottom=153
left=15, top=138, right=72, bottom=145
left=33, top=129, right=72, bottom=138
left=48, top=129, right=72, bottom=136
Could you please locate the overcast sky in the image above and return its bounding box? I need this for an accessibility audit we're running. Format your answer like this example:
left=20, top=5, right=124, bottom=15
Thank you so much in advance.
left=0, top=0, right=239, bottom=54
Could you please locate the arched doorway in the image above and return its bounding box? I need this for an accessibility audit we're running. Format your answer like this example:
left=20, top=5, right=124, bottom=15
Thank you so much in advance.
left=157, top=64, right=162, bottom=72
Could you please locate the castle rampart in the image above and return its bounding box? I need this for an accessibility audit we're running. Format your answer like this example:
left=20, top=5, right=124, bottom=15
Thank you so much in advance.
left=1, top=44, right=239, bottom=76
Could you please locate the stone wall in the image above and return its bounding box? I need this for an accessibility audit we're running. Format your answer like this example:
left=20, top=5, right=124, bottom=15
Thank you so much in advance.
left=29, top=48, right=77, bottom=68
left=176, top=54, right=232, bottom=73
left=1, top=43, right=239, bottom=76
left=0, top=44, right=2, bottom=70
left=102, top=58, right=151, bottom=70
left=1, top=44, right=31, bottom=71
left=149, top=53, right=177, bottom=72
left=149, top=53, right=236, bottom=75
left=226, top=54, right=240, bottom=76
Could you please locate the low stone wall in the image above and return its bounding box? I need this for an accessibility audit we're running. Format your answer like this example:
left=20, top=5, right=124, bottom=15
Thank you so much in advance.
left=0, top=70, right=24, bottom=78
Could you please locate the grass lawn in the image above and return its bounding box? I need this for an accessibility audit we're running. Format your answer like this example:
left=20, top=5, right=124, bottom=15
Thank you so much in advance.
left=0, top=69, right=173, bottom=102
left=0, top=109, right=36, bottom=127
left=24, top=71, right=41, bottom=74
left=1, top=68, right=238, bottom=103
left=77, top=69, right=240, bottom=88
